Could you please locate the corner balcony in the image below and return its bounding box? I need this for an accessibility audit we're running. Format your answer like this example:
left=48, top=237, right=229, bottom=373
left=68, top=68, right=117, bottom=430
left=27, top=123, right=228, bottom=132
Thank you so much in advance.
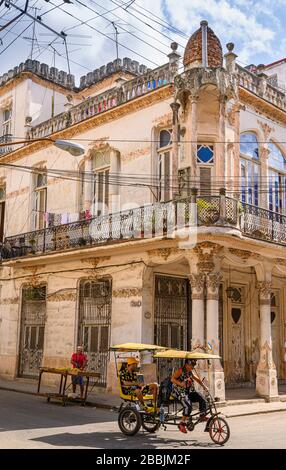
left=1, top=195, right=286, bottom=261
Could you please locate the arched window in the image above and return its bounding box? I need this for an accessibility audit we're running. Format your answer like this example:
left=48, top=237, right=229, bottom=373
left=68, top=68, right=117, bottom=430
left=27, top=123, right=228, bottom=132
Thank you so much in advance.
left=157, top=129, right=172, bottom=201
left=268, top=142, right=286, bottom=213
left=240, top=132, right=260, bottom=206
left=240, top=132, right=259, bottom=159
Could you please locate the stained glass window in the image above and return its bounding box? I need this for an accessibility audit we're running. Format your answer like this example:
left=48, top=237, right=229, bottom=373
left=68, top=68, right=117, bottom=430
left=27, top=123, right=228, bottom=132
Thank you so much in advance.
left=197, top=145, right=214, bottom=163
left=240, top=133, right=259, bottom=159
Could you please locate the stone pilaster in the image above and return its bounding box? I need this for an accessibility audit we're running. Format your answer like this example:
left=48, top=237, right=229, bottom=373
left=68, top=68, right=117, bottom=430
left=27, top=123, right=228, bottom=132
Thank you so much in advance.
left=256, top=281, right=278, bottom=400
left=189, top=273, right=205, bottom=350
left=205, top=271, right=225, bottom=401
left=170, top=101, right=180, bottom=196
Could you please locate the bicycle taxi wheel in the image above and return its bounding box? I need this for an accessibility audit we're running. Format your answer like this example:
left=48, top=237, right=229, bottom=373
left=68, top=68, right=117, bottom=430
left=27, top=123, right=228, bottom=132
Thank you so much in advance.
left=118, top=407, right=142, bottom=436
left=208, top=416, right=230, bottom=445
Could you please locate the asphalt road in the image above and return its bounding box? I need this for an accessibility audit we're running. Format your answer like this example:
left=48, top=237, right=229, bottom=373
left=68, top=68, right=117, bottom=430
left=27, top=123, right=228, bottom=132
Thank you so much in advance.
left=0, top=389, right=285, bottom=449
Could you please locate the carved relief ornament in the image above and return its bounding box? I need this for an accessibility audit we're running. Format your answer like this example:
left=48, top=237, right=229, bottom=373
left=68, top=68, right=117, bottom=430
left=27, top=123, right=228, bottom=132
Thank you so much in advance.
left=257, top=281, right=272, bottom=299
left=113, top=288, right=142, bottom=298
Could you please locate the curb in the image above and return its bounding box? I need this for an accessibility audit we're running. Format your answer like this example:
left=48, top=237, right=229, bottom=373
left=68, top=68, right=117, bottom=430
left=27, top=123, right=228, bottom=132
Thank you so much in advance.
left=1, top=385, right=286, bottom=417
left=224, top=408, right=286, bottom=418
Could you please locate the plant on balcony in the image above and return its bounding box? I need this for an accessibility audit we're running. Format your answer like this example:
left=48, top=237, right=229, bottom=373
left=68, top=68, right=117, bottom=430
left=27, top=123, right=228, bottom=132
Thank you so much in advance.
left=197, top=198, right=219, bottom=224
left=78, top=237, right=87, bottom=246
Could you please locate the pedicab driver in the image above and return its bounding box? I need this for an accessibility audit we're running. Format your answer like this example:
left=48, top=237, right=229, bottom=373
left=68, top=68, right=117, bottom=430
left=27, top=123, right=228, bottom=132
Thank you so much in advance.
left=71, top=346, right=88, bottom=399
left=120, top=357, right=158, bottom=411
left=171, top=358, right=208, bottom=433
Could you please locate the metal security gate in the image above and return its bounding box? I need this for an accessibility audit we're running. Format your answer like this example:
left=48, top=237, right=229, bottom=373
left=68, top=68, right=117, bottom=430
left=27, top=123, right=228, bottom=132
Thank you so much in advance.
left=18, top=286, right=46, bottom=378
left=154, top=275, right=190, bottom=382
left=78, top=279, right=112, bottom=387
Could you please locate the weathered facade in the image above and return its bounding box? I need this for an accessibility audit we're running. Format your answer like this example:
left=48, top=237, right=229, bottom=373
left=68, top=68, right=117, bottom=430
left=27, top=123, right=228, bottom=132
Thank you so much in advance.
left=1, top=21, right=286, bottom=401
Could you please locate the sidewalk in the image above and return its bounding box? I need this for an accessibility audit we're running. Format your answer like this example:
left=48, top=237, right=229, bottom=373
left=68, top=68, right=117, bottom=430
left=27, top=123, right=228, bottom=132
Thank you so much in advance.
left=1, top=375, right=286, bottom=418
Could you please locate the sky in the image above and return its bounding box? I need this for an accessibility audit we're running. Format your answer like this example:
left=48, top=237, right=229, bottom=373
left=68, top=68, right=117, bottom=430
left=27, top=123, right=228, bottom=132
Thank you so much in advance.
left=0, top=0, right=286, bottom=86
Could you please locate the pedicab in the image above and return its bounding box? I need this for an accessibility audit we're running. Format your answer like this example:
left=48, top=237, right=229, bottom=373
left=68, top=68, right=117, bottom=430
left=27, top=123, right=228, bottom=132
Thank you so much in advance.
left=110, top=343, right=230, bottom=446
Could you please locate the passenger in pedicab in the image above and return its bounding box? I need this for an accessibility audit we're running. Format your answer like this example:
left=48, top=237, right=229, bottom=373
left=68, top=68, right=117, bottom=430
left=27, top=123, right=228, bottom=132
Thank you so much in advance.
left=119, top=357, right=158, bottom=412
left=171, top=358, right=208, bottom=434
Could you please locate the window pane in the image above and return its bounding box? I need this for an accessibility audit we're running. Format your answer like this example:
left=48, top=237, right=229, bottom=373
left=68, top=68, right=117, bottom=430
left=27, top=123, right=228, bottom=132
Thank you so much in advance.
left=268, top=143, right=286, bottom=172
left=240, top=133, right=259, bottom=159
left=241, top=160, right=246, bottom=203
left=171, top=324, right=179, bottom=348
left=164, top=151, right=170, bottom=201
left=38, top=326, right=45, bottom=350
left=30, top=327, right=37, bottom=349
left=159, top=130, right=171, bottom=148
left=160, top=324, right=169, bottom=347
left=197, top=145, right=214, bottom=163
left=100, top=326, right=109, bottom=352
left=90, top=327, right=99, bottom=352
left=200, top=167, right=211, bottom=195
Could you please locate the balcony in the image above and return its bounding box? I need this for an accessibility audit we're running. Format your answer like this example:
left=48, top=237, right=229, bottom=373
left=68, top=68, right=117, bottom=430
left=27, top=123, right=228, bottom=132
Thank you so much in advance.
left=26, top=63, right=171, bottom=140
left=0, top=134, right=13, bottom=155
left=1, top=195, right=286, bottom=260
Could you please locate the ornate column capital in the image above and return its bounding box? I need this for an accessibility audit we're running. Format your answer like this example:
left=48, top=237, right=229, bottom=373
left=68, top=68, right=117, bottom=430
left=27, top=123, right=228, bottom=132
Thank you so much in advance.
left=257, top=281, right=272, bottom=304
left=189, top=273, right=205, bottom=299
left=206, top=272, right=222, bottom=300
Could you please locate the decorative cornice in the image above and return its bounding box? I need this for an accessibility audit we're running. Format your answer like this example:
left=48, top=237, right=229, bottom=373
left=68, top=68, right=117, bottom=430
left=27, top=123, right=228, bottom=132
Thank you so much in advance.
left=82, top=256, right=111, bottom=268
left=239, top=87, right=286, bottom=127
left=113, top=288, right=142, bottom=298
left=148, top=247, right=182, bottom=261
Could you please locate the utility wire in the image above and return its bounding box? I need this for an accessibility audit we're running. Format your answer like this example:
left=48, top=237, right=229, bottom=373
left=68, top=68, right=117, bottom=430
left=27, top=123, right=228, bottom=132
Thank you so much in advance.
left=46, top=0, right=160, bottom=66
left=77, top=0, right=167, bottom=57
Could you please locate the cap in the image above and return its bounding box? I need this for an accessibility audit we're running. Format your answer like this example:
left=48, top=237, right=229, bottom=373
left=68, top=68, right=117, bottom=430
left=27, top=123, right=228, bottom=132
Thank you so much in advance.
left=127, top=357, right=139, bottom=366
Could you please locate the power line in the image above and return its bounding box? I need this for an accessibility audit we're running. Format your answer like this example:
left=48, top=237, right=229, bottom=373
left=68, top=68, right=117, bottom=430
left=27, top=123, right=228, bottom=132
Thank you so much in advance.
left=107, top=0, right=186, bottom=46
left=46, top=0, right=160, bottom=66
left=75, top=0, right=170, bottom=57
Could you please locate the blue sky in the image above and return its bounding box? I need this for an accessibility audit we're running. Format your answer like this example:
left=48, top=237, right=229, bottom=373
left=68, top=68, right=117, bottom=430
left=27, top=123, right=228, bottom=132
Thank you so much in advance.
left=0, top=0, right=286, bottom=85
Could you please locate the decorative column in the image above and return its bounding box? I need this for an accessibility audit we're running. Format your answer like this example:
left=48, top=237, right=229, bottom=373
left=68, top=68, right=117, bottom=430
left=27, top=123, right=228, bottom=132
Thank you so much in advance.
left=256, top=281, right=278, bottom=400
left=206, top=271, right=225, bottom=401
left=84, top=156, right=93, bottom=211
left=170, top=101, right=180, bottom=197
left=189, top=273, right=205, bottom=350
left=218, top=95, right=227, bottom=186
left=190, top=95, right=198, bottom=179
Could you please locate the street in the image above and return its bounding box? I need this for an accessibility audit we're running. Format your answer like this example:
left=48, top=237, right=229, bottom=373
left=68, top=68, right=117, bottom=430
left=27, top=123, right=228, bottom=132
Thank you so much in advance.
left=0, top=390, right=285, bottom=449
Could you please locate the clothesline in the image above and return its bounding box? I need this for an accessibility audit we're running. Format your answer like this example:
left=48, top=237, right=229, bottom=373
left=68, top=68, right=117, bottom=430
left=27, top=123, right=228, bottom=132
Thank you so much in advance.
left=32, top=209, right=92, bottom=226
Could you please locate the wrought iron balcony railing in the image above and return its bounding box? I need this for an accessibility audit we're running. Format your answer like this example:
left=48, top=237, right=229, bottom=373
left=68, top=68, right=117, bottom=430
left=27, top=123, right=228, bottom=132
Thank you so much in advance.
left=0, top=134, right=13, bottom=155
left=1, top=195, right=286, bottom=260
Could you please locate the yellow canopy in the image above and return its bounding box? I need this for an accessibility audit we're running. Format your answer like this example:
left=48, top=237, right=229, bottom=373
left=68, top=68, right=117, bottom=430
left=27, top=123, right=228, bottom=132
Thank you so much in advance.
left=154, top=349, right=220, bottom=360
left=110, top=342, right=166, bottom=352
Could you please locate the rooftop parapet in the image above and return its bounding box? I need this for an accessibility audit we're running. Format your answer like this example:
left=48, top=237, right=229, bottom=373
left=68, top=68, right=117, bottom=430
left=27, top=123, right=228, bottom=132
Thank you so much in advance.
left=79, top=57, right=150, bottom=90
left=0, top=59, right=75, bottom=89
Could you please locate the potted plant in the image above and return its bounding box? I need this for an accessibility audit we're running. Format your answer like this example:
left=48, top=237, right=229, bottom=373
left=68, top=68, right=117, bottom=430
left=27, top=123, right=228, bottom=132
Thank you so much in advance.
left=197, top=198, right=219, bottom=224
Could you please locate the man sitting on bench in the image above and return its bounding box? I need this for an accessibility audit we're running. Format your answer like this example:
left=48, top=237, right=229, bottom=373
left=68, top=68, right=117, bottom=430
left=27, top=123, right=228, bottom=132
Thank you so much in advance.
left=119, top=357, right=158, bottom=412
